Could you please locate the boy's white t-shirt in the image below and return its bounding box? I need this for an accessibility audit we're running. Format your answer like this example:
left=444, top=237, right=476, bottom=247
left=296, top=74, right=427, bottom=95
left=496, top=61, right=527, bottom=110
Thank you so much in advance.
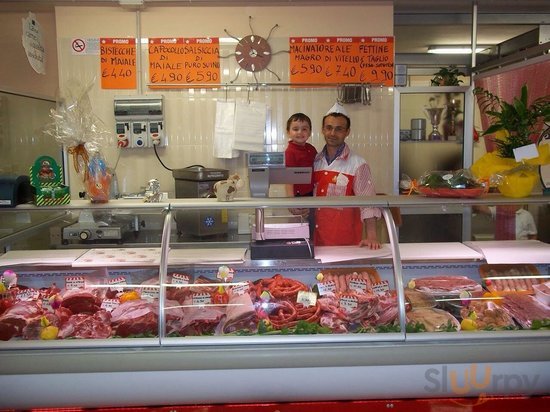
left=488, top=206, right=538, bottom=240
left=515, top=208, right=538, bottom=240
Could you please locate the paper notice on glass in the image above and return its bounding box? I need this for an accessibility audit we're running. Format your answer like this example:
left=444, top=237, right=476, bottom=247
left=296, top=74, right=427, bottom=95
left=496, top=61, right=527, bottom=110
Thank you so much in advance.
left=233, top=101, right=267, bottom=152
left=214, top=100, right=239, bottom=159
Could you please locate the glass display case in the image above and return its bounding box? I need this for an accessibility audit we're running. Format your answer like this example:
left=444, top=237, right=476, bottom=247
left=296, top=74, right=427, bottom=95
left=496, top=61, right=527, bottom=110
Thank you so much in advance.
left=0, top=195, right=549, bottom=409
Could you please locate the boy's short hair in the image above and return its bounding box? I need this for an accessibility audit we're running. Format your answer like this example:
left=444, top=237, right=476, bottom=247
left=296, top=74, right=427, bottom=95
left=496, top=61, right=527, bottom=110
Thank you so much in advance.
left=286, top=113, right=312, bottom=131
left=322, top=112, right=351, bottom=130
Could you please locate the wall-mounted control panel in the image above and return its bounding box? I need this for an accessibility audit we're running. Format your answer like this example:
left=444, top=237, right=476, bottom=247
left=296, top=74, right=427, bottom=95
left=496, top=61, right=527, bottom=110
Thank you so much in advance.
left=114, top=96, right=165, bottom=148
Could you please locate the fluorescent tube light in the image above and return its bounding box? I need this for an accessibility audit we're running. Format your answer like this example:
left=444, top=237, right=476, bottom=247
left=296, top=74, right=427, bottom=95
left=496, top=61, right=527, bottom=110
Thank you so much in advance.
left=428, top=45, right=489, bottom=54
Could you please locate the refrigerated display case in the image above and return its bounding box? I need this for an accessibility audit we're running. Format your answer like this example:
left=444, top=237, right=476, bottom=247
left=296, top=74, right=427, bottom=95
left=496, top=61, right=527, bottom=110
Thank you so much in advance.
left=0, top=194, right=549, bottom=409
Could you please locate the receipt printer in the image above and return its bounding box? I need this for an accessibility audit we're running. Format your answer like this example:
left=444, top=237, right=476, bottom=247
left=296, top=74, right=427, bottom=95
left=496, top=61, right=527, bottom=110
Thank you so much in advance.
left=0, top=175, right=34, bottom=207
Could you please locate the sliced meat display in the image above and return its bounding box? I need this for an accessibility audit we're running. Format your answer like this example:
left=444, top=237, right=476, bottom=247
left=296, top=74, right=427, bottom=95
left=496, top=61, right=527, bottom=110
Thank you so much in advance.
left=500, top=294, right=550, bottom=329
left=11, top=265, right=544, bottom=340
left=222, top=290, right=258, bottom=334
left=364, top=292, right=398, bottom=327
left=413, top=276, right=483, bottom=296
left=110, top=299, right=158, bottom=337
left=170, top=297, right=225, bottom=336
left=318, top=293, right=349, bottom=333
left=345, top=293, right=379, bottom=323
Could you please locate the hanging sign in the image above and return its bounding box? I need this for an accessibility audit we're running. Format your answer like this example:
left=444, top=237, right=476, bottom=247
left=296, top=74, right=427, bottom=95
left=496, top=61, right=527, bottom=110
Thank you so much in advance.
left=289, top=36, right=394, bottom=86
left=148, top=37, right=220, bottom=88
left=100, top=37, right=136, bottom=89
left=21, top=12, right=46, bottom=75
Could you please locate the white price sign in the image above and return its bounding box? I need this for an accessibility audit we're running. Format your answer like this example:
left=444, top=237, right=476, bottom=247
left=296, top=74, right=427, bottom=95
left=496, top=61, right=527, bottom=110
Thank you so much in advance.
left=171, top=273, right=191, bottom=285
left=297, top=291, right=317, bottom=307
left=317, top=280, right=337, bottom=296
left=192, top=292, right=212, bottom=306
left=65, top=276, right=85, bottom=290
left=349, top=277, right=368, bottom=293
left=372, top=280, right=390, bottom=295
left=339, top=295, right=358, bottom=312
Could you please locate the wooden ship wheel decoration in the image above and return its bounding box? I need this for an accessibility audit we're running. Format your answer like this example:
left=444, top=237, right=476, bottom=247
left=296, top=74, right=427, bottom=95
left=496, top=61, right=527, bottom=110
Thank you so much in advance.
left=221, top=16, right=287, bottom=85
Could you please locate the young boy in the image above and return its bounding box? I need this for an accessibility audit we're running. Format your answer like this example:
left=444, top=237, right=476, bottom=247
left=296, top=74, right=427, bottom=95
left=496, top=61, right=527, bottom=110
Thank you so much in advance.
left=284, top=112, right=317, bottom=197
left=284, top=113, right=317, bottom=237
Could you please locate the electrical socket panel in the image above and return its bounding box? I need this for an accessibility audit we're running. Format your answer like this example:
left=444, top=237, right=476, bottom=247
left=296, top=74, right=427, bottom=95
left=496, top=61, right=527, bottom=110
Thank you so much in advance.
left=130, top=121, right=150, bottom=148
left=148, top=121, right=166, bottom=147
left=114, top=95, right=165, bottom=149
left=116, top=122, right=130, bottom=148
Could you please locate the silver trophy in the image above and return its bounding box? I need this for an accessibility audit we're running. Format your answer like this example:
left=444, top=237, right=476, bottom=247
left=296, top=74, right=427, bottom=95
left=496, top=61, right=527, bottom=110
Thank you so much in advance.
left=424, top=104, right=446, bottom=141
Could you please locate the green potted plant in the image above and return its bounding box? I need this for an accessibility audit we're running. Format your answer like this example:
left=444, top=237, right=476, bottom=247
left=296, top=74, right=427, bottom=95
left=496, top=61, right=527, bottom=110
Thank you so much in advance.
left=431, top=65, right=465, bottom=86
left=474, top=84, right=550, bottom=158
left=472, top=84, right=550, bottom=197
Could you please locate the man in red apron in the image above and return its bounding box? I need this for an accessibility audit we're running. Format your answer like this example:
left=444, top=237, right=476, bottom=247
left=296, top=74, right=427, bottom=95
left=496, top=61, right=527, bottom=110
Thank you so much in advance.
left=313, top=112, right=382, bottom=248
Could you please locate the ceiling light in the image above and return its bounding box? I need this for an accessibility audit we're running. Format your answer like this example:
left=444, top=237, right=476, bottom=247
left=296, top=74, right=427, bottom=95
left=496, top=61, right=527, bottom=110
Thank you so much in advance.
left=119, top=0, right=144, bottom=8
left=428, top=45, right=489, bottom=54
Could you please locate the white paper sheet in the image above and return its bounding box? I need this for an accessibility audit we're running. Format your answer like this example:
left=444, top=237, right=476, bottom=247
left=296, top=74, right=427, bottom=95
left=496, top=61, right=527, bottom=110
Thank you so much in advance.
left=314, top=245, right=392, bottom=263
left=399, top=242, right=483, bottom=261
left=0, top=249, right=88, bottom=267
left=232, top=101, right=267, bottom=152
left=213, top=100, right=239, bottom=159
left=73, top=248, right=161, bottom=267
left=168, top=248, right=247, bottom=264
left=463, top=240, right=550, bottom=264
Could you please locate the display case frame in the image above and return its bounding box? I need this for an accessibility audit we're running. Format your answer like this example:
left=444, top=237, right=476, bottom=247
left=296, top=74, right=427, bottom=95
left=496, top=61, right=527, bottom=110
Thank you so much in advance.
left=0, top=194, right=549, bottom=409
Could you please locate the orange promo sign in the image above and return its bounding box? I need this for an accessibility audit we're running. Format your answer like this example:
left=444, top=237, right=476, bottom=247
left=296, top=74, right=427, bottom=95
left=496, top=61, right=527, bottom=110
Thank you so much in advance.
left=148, top=38, right=220, bottom=88
left=289, top=37, right=394, bottom=86
left=100, top=38, right=137, bottom=89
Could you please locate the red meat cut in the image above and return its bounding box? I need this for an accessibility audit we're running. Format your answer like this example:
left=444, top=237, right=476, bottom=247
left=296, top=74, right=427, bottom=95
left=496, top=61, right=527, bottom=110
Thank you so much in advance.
left=0, top=301, right=43, bottom=341
left=110, top=299, right=158, bottom=337
left=58, top=310, right=112, bottom=339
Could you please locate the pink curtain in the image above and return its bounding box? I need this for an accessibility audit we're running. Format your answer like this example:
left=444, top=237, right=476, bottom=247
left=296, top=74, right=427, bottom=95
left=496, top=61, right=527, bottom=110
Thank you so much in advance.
left=474, top=59, right=550, bottom=152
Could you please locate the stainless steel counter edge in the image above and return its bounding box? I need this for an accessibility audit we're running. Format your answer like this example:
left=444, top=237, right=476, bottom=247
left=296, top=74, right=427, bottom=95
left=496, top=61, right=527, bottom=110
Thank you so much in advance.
left=1, top=338, right=549, bottom=375
left=6, top=193, right=549, bottom=212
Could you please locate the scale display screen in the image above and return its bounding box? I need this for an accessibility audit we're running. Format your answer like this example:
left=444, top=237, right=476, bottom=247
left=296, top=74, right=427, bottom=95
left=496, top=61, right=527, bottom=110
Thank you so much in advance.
left=247, top=152, right=285, bottom=168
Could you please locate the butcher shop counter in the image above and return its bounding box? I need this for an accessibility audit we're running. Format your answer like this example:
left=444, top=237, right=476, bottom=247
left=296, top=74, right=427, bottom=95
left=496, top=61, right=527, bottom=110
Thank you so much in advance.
left=0, top=194, right=549, bottom=409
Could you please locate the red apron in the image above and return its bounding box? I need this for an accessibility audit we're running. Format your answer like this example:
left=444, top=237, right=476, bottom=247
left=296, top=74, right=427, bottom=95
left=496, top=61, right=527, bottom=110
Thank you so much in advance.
left=313, top=169, right=362, bottom=246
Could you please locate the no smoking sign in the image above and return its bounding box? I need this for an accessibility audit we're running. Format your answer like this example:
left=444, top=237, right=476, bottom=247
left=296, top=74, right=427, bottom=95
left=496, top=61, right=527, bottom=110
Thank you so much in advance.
left=71, top=37, right=99, bottom=55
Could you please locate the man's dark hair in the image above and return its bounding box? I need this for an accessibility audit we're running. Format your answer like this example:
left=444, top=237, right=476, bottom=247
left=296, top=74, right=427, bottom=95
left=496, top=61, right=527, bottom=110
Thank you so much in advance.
left=286, top=112, right=312, bottom=131
left=322, top=112, right=351, bottom=129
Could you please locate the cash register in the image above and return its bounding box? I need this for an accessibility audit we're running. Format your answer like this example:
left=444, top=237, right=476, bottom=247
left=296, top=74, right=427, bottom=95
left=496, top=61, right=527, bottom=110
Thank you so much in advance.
left=247, top=152, right=314, bottom=260
left=0, top=175, right=34, bottom=207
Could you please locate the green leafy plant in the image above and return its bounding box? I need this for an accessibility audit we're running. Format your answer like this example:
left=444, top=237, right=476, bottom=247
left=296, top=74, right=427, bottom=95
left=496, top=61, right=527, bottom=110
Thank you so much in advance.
left=475, top=85, right=550, bottom=158
left=431, top=65, right=465, bottom=86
